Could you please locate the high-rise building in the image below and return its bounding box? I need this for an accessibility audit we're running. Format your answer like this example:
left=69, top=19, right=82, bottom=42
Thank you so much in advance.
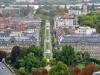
left=83, top=0, right=87, bottom=14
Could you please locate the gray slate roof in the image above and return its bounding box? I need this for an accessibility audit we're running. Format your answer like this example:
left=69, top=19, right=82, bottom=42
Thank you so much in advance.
left=0, top=32, right=37, bottom=45
left=59, top=34, right=100, bottom=44
left=0, top=62, right=14, bottom=75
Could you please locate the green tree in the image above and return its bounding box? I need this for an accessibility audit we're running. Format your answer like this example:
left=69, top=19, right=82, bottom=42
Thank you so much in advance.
left=49, top=58, right=56, bottom=66
left=19, top=47, right=28, bottom=58
left=28, top=45, right=43, bottom=59
left=41, top=58, right=48, bottom=67
left=20, top=8, right=29, bottom=16
left=12, top=45, right=44, bottom=74
left=83, top=52, right=90, bottom=65
left=78, top=12, right=100, bottom=31
left=18, top=53, right=40, bottom=72
left=49, top=61, right=70, bottom=75
left=17, top=67, right=27, bottom=75
left=51, top=37, right=55, bottom=47
left=52, top=48, right=58, bottom=58
left=55, top=45, right=78, bottom=67
left=0, top=49, right=7, bottom=62
left=80, top=20, right=95, bottom=28
left=11, top=46, right=20, bottom=64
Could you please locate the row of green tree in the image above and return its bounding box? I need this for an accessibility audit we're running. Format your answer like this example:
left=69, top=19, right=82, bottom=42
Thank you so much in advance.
left=35, top=5, right=66, bottom=21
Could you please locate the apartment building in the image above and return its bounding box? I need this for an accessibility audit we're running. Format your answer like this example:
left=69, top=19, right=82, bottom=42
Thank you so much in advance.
left=54, top=14, right=78, bottom=29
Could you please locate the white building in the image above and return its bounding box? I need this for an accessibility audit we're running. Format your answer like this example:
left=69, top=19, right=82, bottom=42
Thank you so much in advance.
left=16, top=0, right=34, bottom=3
left=54, top=15, right=78, bottom=29
left=68, top=10, right=82, bottom=15
left=75, top=26, right=96, bottom=35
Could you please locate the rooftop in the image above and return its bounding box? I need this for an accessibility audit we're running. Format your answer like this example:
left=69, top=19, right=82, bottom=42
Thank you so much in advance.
left=0, top=59, right=14, bottom=75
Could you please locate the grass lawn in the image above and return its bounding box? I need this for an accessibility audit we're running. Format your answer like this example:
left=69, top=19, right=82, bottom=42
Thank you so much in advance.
left=46, top=53, right=50, bottom=59
left=46, top=29, right=49, bottom=40
left=46, top=42, right=49, bottom=49
left=77, top=63, right=85, bottom=69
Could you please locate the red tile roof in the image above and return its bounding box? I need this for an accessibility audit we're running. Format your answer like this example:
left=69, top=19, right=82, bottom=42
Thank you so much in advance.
left=16, top=25, right=25, bottom=31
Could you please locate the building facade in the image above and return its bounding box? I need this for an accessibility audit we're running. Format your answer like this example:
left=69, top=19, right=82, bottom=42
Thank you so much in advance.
left=54, top=15, right=78, bottom=29
left=0, top=31, right=38, bottom=53
left=75, top=26, right=96, bottom=35
left=0, top=8, right=20, bottom=15
left=68, top=10, right=82, bottom=15
left=58, top=34, right=100, bottom=58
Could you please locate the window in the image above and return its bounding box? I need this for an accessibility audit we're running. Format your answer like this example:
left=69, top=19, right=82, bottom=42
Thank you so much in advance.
left=11, top=41, right=14, bottom=44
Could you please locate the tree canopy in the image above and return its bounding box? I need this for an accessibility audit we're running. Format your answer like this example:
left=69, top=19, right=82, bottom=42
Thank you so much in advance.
left=0, top=49, right=7, bottom=62
left=54, top=45, right=78, bottom=67
left=20, top=8, right=29, bottom=16
left=11, top=46, right=20, bottom=63
left=78, top=12, right=100, bottom=33
left=35, top=5, right=65, bottom=20
left=11, top=45, right=44, bottom=73
left=49, top=61, right=70, bottom=75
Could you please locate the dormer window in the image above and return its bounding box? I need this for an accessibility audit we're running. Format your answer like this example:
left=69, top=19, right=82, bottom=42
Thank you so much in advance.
left=11, top=41, right=14, bottom=43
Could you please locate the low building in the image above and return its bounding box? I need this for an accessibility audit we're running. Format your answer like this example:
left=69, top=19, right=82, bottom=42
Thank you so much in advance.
left=75, top=26, right=96, bottom=35
left=58, top=34, right=100, bottom=58
left=0, top=7, right=20, bottom=15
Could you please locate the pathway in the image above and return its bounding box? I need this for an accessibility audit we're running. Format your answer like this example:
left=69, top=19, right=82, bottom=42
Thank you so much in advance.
left=44, top=20, right=53, bottom=61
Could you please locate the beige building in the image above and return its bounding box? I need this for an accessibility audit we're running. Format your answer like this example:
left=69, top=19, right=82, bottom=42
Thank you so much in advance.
left=68, top=10, right=82, bottom=15
left=58, top=34, right=100, bottom=58
left=0, top=31, right=38, bottom=53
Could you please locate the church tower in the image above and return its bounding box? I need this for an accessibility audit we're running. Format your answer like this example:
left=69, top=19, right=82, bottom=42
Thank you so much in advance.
left=83, top=0, right=87, bottom=14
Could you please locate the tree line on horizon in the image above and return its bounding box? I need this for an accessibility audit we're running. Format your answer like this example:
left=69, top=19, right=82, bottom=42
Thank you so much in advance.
left=1, top=0, right=100, bottom=5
